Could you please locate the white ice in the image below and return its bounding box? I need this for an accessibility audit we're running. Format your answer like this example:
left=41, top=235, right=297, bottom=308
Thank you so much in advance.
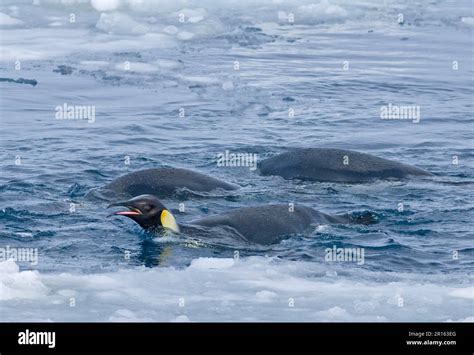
left=0, top=258, right=472, bottom=322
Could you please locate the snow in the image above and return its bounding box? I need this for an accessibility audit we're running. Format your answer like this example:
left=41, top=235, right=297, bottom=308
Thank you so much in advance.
left=1, top=258, right=472, bottom=322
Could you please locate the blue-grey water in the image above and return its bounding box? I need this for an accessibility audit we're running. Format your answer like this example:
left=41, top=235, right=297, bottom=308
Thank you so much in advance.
left=0, top=0, right=473, bottom=322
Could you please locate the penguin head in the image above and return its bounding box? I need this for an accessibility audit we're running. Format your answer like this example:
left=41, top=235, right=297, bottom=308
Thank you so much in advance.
left=108, top=194, right=180, bottom=233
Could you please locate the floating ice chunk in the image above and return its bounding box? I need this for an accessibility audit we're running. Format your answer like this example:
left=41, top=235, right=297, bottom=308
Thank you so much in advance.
left=0, top=12, right=23, bottom=26
left=0, top=47, right=47, bottom=61
left=109, top=308, right=154, bottom=322
left=449, top=287, right=474, bottom=299
left=171, top=7, right=226, bottom=38
left=297, top=0, right=348, bottom=22
left=127, top=0, right=185, bottom=13
left=0, top=260, right=48, bottom=301
left=16, top=232, right=33, bottom=238
left=57, top=289, right=76, bottom=297
left=0, top=259, right=19, bottom=274
left=256, top=290, right=278, bottom=302
left=114, top=61, right=159, bottom=72
left=189, top=257, right=234, bottom=270
left=115, top=309, right=135, bottom=317
left=174, top=8, right=207, bottom=23
left=327, top=306, right=350, bottom=317
left=172, top=315, right=191, bottom=322
left=80, top=60, right=110, bottom=68
left=0, top=28, right=95, bottom=61
left=461, top=17, right=474, bottom=26
left=177, top=31, right=194, bottom=40
left=317, top=306, right=350, bottom=319
left=191, top=18, right=225, bottom=37
left=154, top=59, right=182, bottom=70
left=163, top=25, right=178, bottom=35
left=96, top=12, right=149, bottom=35
left=91, top=0, right=121, bottom=12
left=95, top=290, right=125, bottom=302
left=316, top=225, right=327, bottom=232
left=188, top=16, right=204, bottom=24
left=48, top=22, right=63, bottom=27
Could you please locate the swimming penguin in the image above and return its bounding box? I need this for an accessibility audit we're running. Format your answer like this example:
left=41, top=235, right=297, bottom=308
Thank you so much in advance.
left=258, top=148, right=432, bottom=183
left=91, top=168, right=238, bottom=200
left=108, top=195, right=374, bottom=245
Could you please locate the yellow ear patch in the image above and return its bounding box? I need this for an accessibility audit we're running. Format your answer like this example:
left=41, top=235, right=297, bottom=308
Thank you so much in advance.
left=160, top=210, right=180, bottom=233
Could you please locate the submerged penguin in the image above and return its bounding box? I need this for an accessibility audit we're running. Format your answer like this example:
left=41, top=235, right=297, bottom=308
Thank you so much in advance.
left=258, top=148, right=432, bottom=183
left=108, top=195, right=375, bottom=245
left=89, top=167, right=238, bottom=200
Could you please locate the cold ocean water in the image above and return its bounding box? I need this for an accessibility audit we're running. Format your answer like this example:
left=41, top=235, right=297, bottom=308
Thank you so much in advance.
left=0, top=0, right=473, bottom=321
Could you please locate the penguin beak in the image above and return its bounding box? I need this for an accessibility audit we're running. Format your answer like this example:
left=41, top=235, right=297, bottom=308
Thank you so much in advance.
left=107, top=201, right=143, bottom=216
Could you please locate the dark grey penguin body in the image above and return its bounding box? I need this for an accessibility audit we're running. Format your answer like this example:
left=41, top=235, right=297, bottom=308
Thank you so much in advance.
left=190, top=204, right=356, bottom=245
left=259, top=148, right=432, bottom=183
left=98, top=168, right=238, bottom=199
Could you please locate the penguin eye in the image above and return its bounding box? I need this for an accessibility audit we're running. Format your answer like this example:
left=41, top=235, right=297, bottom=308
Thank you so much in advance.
left=142, top=204, right=152, bottom=212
